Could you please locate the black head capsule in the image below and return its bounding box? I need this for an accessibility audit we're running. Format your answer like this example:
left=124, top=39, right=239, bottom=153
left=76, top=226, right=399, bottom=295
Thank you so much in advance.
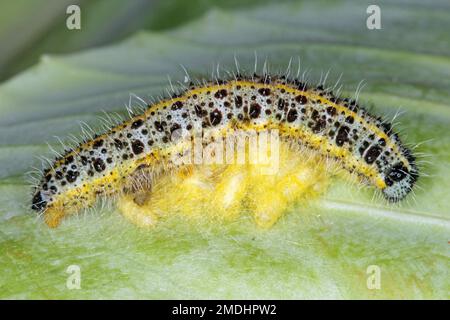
left=382, top=161, right=418, bottom=202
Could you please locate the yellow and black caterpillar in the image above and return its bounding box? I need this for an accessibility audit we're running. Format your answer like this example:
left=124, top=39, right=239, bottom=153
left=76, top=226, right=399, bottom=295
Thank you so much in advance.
left=31, top=73, right=418, bottom=228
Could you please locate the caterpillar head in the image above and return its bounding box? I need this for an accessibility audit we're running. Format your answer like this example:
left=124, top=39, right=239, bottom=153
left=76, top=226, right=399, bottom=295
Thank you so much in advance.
left=382, top=162, right=418, bottom=202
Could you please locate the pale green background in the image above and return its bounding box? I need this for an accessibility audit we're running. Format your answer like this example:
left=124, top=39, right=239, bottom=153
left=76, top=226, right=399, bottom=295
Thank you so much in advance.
left=0, top=0, right=449, bottom=299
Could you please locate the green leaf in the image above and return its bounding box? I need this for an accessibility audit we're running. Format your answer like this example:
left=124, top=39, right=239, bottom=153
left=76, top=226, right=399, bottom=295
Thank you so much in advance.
left=0, top=0, right=286, bottom=81
left=0, top=0, right=449, bottom=299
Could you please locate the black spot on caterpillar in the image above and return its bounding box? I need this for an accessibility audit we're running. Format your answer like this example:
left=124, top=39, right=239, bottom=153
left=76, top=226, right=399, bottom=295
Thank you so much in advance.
left=31, top=73, right=418, bottom=228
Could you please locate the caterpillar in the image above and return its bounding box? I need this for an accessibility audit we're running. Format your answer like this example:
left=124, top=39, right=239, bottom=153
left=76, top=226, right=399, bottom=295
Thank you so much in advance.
left=31, top=71, right=418, bottom=228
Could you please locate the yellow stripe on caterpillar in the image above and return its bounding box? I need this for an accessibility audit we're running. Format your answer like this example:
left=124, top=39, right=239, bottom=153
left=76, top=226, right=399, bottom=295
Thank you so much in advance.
left=32, top=73, right=419, bottom=228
